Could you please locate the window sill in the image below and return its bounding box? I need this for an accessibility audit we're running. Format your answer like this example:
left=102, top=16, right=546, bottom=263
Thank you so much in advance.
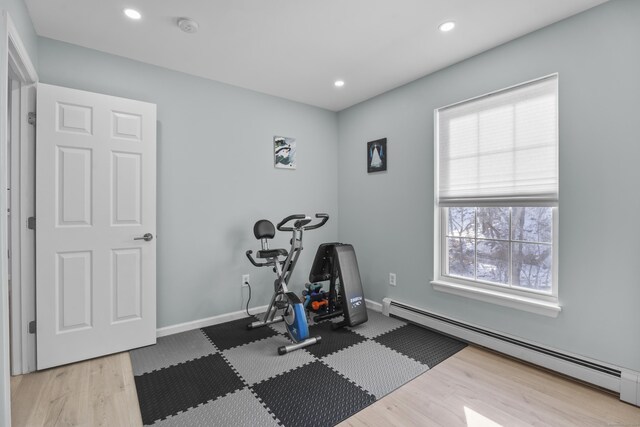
left=431, top=279, right=561, bottom=318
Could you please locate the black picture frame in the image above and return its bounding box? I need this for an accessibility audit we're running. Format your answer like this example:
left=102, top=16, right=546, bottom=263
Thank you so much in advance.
left=367, top=138, right=387, bottom=173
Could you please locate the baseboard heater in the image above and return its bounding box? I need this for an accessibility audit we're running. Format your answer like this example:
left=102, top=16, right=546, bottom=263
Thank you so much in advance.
left=382, top=298, right=640, bottom=406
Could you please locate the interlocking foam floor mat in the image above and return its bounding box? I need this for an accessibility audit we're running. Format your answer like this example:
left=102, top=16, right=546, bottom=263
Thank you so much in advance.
left=131, top=309, right=466, bottom=426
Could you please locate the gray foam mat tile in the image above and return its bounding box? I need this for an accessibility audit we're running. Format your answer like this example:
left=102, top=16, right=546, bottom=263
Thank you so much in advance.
left=322, top=340, right=429, bottom=399
left=223, top=335, right=316, bottom=385
left=267, top=319, right=288, bottom=336
left=202, top=317, right=280, bottom=350
left=130, top=330, right=217, bottom=375
left=346, top=310, right=407, bottom=339
left=253, top=312, right=289, bottom=336
left=151, top=387, right=280, bottom=427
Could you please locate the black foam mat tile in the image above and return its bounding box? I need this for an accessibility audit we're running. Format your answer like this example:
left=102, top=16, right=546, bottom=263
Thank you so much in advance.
left=134, top=353, right=245, bottom=425
left=202, top=317, right=280, bottom=351
left=374, top=323, right=467, bottom=367
left=251, top=361, right=375, bottom=427
left=305, top=321, right=367, bottom=358
left=132, top=309, right=468, bottom=426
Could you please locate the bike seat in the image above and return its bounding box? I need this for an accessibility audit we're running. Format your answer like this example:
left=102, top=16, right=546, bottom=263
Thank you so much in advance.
left=256, top=248, right=288, bottom=259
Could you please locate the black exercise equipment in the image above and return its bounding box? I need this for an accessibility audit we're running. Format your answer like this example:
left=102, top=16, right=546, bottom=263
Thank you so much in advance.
left=307, top=242, right=368, bottom=329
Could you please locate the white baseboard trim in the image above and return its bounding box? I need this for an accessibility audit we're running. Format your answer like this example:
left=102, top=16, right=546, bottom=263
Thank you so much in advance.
left=156, top=305, right=268, bottom=338
left=381, top=297, right=640, bottom=407
left=157, top=300, right=384, bottom=339
left=365, top=299, right=383, bottom=313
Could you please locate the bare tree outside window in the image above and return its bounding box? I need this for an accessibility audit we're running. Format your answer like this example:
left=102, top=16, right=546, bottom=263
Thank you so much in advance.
left=445, top=207, right=553, bottom=293
left=447, top=208, right=475, bottom=278
left=512, top=207, right=552, bottom=292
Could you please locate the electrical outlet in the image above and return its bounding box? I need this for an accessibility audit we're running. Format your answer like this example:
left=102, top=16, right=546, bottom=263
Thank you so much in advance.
left=242, top=274, right=250, bottom=287
left=389, top=273, right=396, bottom=286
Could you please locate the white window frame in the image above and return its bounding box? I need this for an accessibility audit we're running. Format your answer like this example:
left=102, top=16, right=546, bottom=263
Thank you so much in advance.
left=432, top=207, right=560, bottom=317
left=431, top=76, right=561, bottom=318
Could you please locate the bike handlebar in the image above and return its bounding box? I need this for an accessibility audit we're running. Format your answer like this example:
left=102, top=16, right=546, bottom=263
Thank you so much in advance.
left=246, top=250, right=268, bottom=267
left=277, top=214, right=307, bottom=230
left=305, top=213, right=329, bottom=230
left=277, top=213, right=329, bottom=232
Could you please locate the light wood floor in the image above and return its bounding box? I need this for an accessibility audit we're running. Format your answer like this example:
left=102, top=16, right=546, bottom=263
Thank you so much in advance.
left=340, top=346, right=640, bottom=427
left=11, top=345, right=640, bottom=427
left=11, top=352, right=142, bottom=426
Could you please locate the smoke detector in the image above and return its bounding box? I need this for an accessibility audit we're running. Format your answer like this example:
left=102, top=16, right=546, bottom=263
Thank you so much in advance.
left=177, top=18, right=199, bottom=34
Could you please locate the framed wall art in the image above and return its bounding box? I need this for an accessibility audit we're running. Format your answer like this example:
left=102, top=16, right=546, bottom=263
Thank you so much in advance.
left=367, top=138, right=387, bottom=173
left=274, top=136, right=296, bottom=169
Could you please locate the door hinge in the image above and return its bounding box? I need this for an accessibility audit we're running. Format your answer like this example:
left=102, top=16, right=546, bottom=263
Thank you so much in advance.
left=27, top=112, right=36, bottom=126
left=27, top=216, right=35, bottom=230
left=28, top=320, right=36, bottom=334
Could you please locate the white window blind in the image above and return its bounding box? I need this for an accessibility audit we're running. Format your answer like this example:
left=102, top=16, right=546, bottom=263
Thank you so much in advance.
left=436, top=74, right=558, bottom=207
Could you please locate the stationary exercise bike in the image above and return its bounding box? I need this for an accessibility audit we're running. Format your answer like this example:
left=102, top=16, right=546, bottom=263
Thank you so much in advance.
left=245, top=213, right=329, bottom=355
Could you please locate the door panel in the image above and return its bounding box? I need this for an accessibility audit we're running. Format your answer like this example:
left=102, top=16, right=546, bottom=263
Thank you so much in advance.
left=56, top=251, right=92, bottom=332
left=36, top=83, right=156, bottom=369
left=112, top=248, right=142, bottom=322
left=57, top=146, right=92, bottom=226
left=112, top=152, right=141, bottom=225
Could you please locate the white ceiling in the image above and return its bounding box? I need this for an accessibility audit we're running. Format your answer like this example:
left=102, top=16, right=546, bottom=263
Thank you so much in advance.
left=25, top=0, right=608, bottom=111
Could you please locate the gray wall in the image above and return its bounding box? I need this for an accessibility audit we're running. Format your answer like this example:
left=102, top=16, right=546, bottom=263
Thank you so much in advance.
left=1, top=0, right=38, bottom=67
left=337, top=0, right=640, bottom=372
left=0, top=0, right=37, bottom=423
left=38, top=37, right=339, bottom=328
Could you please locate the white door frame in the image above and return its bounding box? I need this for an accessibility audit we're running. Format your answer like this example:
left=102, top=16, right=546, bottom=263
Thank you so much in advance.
left=8, top=70, right=37, bottom=376
left=5, top=12, right=38, bottom=376
left=1, top=10, right=38, bottom=425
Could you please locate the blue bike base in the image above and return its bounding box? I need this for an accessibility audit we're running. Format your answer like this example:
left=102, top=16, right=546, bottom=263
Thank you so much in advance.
left=285, top=303, right=309, bottom=342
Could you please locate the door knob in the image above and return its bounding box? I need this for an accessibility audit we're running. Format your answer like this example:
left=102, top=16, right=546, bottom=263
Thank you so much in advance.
left=133, top=233, right=153, bottom=242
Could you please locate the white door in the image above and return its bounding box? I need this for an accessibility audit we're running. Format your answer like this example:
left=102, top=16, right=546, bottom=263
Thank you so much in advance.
left=36, top=83, right=157, bottom=369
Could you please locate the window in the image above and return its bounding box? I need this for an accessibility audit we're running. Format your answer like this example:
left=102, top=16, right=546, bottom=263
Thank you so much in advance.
left=445, top=207, right=553, bottom=293
left=433, top=75, right=560, bottom=316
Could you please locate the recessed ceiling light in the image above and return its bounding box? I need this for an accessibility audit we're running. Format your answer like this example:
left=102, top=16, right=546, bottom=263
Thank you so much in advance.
left=124, top=8, right=142, bottom=20
left=439, top=21, right=455, bottom=32
left=334, top=80, right=345, bottom=88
